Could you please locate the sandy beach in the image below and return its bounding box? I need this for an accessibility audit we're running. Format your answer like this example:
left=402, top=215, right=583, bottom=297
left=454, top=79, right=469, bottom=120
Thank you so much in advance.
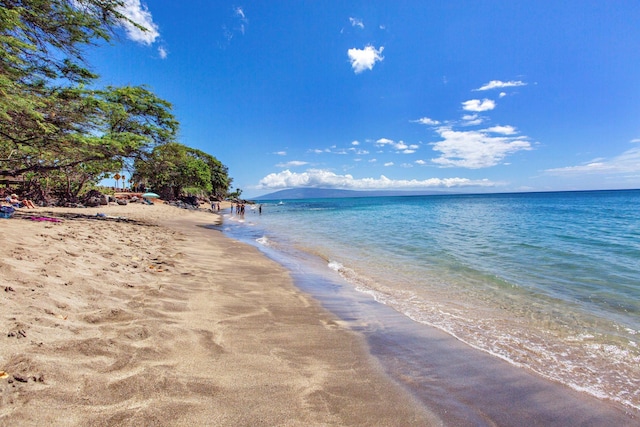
left=0, top=202, right=438, bottom=426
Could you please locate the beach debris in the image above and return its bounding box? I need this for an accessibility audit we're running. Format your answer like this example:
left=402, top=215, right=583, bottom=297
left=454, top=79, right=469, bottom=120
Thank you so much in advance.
left=4, top=286, right=14, bottom=292
left=8, top=329, right=27, bottom=338
left=12, top=374, right=28, bottom=383
left=0, top=371, right=9, bottom=379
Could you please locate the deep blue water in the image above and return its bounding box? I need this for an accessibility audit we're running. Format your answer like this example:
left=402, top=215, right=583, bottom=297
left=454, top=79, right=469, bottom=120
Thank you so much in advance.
left=220, top=189, right=640, bottom=409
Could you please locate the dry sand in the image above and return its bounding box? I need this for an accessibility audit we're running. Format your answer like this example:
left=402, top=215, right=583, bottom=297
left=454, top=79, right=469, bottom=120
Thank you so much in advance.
left=0, top=202, right=438, bottom=426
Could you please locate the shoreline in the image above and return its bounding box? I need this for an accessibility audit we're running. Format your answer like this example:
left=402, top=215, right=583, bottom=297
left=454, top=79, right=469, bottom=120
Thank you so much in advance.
left=219, top=207, right=640, bottom=426
left=0, top=203, right=437, bottom=425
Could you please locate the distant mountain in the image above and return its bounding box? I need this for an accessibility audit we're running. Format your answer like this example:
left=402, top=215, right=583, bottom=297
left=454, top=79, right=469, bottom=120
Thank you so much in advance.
left=253, top=188, right=451, bottom=200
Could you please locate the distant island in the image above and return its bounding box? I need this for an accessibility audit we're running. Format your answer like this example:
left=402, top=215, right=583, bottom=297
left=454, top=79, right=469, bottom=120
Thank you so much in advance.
left=253, top=188, right=452, bottom=200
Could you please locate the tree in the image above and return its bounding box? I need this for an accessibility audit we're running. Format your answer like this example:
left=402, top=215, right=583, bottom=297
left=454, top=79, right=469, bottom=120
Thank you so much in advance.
left=133, top=143, right=210, bottom=199
left=0, top=0, right=136, bottom=134
left=0, top=1, right=231, bottom=203
left=0, top=1, right=181, bottom=201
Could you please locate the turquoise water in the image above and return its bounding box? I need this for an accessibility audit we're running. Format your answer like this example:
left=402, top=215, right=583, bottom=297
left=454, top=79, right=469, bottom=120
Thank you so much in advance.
left=222, top=190, right=640, bottom=410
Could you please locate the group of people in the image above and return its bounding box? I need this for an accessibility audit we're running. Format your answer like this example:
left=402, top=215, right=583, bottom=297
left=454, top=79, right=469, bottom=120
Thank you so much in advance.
left=1, top=190, right=36, bottom=209
left=228, top=202, right=262, bottom=215
left=230, top=202, right=246, bottom=215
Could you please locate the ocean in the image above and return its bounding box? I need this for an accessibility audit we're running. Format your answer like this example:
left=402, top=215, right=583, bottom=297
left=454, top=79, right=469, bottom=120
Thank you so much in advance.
left=217, top=189, right=640, bottom=417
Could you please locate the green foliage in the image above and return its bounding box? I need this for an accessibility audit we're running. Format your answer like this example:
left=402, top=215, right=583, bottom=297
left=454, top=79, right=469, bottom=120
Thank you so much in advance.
left=0, top=0, right=231, bottom=202
left=133, top=142, right=230, bottom=200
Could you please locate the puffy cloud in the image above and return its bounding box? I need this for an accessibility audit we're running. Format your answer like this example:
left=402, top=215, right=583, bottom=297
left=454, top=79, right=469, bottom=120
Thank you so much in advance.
left=483, top=125, right=517, bottom=135
left=462, top=99, right=496, bottom=112
left=375, top=138, right=420, bottom=154
left=349, top=17, right=364, bottom=28
left=415, top=160, right=427, bottom=165
left=384, top=162, right=394, bottom=167
left=431, top=127, right=532, bottom=168
left=274, top=151, right=287, bottom=156
left=258, top=169, right=496, bottom=190
left=413, top=117, right=440, bottom=125
left=376, top=138, right=394, bottom=145
left=118, top=0, right=160, bottom=45
left=158, top=46, right=167, bottom=59
left=351, top=140, right=360, bottom=146
left=348, top=45, right=384, bottom=74
left=475, top=80, right=527, bottom=91
left=545, top=145, right=640, bottom=175
left=462, top=114, right=483, bottom=126
left=375, top=138, right=418, bottom=153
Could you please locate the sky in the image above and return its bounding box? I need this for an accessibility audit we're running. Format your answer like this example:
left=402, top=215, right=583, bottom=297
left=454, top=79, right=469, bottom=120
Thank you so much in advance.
left=88, top=0, right=640, bottom=198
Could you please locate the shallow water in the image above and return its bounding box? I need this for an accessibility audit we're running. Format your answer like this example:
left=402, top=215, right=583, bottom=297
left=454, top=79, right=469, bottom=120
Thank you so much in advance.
left=219, top=190, right=640, bottom=413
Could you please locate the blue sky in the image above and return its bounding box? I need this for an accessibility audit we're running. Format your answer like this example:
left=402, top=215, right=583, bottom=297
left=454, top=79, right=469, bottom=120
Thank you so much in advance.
left=89, top=1, right=640, bottom=197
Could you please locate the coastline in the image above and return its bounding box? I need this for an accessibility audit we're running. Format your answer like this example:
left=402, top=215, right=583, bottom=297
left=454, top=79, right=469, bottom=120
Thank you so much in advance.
left=0, top=202, right=436, bottom=426
left=221, top=201, right=640, bottom=426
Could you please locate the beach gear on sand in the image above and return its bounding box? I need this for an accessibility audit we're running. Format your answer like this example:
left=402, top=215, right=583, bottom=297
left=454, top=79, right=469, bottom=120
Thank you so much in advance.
left=0, top=206, right=15, bottom=218
left=26, top=216, right=62, bottom=222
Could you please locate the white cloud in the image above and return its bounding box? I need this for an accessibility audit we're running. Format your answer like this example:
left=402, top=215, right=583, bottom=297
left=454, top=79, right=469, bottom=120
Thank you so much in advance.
left=375, top=138, right=419, bottom=153
left=158, top=46, right=167, bottom=59
left=275, top=151, right=287, bottom=156
left=415, top=160, right=427, bottom=165
left=349, top=17, right=364, bottom=28
left=117, top=0, right=160, bottom=45
left=376, top=138, right=393, bottom=146
left=545, top=145, right=640, bottom=175
left=499, top=92, right=507, bottom=98
left=351, top=140, right=360, bottom=146
left=349, top=148, right=369, bottom=155
left=348, top=45, right=384, bottom=74
left=483, top=125, right=517, bottom=135
left=431, top=127, right=532, bottom=168
left=475, top=80, right=527, bottom=91
left=234, top=7, right=247, bottom=35
left=258, top=169, right=497, bottom=190
left=462, top=114, right=483, bottom=126
left=276, top=160, right=308, bottom=168
left=462, top=99, right=496, bottom=112
left=384, top=162, right=394, bottom=167
left=413, top=117, right=440, bottom=125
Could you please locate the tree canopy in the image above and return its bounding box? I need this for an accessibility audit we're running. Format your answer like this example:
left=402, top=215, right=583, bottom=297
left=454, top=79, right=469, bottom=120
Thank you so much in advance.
left=0, top=0, right=232, bottom=202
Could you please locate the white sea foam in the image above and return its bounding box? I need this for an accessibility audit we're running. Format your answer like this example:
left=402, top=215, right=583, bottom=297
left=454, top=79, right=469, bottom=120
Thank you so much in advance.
left=327, top=260, right=343, bottom=272
left=256, top=236, right=270, bottom=246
